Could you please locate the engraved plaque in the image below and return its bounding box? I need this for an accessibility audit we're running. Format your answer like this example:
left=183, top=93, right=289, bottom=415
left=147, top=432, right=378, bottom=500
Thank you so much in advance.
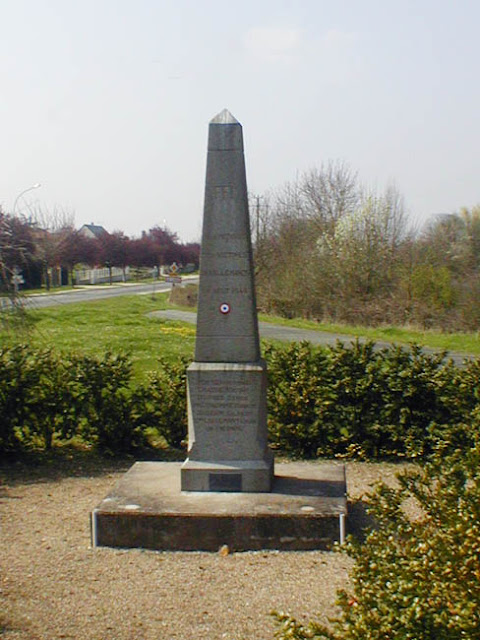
left=209, top=473, right=242, bottom=491
left=190, top=378, right=257, bottom=435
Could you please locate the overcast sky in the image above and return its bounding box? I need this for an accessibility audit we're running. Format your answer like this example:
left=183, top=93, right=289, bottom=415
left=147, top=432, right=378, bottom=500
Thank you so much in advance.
left=1, top=0, right=479, bottom=242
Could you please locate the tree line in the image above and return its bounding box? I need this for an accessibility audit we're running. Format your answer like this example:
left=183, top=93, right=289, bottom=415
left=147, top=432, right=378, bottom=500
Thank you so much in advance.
left=252, top=161, right=480, bottom=331
left=0, top=207, right=200, bottom=292
left=4, top=163, right=479, bottom=332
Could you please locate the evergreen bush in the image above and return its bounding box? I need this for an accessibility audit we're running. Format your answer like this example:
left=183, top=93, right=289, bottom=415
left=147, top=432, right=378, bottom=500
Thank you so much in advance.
left=0, top=345, right=78, bottom=450
left=265, top=341, right=470, bottom=459
left=1, top=341, right=479, bottom=460
left=274, top=433, right=480, bottom=639
left=134, top=357, right=188, bottom=448
left=69, top=351, right=145, bottom=453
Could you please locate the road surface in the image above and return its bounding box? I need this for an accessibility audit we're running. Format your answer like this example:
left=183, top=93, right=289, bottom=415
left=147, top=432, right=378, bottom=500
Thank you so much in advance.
left=20, top=280, right=198, bottom=309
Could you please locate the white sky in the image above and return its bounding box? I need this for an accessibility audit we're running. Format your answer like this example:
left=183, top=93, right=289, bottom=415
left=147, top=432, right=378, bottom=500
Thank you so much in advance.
left=1, top=0, right=479, bottom=242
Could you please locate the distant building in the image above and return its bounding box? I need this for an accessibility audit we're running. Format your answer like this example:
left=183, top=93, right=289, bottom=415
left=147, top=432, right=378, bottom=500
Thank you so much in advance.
left=79, top=223, right=108, bottom=239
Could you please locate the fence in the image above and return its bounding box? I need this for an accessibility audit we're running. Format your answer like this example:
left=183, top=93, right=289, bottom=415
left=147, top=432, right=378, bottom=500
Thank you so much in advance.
left=74, top=267, right=129, bottom=285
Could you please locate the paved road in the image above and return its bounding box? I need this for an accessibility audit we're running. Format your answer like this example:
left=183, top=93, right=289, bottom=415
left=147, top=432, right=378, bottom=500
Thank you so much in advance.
left=19, top=279, right=198, bottom=309
left=150, top=309, right=473, bottom=367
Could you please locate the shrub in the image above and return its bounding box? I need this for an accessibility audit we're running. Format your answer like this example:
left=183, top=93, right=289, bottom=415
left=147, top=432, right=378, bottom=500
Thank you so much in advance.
left=24, top=348, right=79, bottom=449
left=372, top=344, right=457, bottom=458
left=266, top=342, right=332, bottom=457
left=135, top=357, right=188, bottom=448
left=320, top=341, right=385, bottom=457
left=274, top=433, right=480, bottom=639
left=0, top=344, right=38, bottom=450
left=265, top=340, right=472, bottom=459
left=70, top=351, right=146, bottom=454
left=1, top=341, right=479, bottom=460
left=0, top=347, right=148, bottom=454
left=0, top=345, right=78, bottom=450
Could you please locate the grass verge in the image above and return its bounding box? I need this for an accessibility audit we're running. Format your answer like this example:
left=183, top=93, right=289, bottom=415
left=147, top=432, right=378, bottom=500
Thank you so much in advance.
left=0, top=293, right=195, bottom=381
left=258, top=313, right=480, bottom=355
left=0, top=291, right=478, bottom=385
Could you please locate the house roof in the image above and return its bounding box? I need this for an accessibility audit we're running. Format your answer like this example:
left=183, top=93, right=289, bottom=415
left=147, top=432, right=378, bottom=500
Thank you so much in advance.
left=79, top=223, right=108, bottom=239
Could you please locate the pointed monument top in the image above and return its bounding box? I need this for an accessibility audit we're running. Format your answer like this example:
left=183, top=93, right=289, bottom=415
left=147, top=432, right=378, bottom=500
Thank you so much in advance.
left=210, top=109, right=239, bottom=125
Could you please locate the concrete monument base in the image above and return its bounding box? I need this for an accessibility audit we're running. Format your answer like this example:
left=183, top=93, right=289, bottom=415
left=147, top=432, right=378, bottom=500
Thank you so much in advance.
left=181, top=361, right=273, bottom=492
left=92, top=461, right=347, bottom=552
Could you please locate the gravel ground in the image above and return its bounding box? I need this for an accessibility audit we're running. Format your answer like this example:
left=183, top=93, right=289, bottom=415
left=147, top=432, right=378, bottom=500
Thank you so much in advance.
left=1, top=458, right=406, bottom=640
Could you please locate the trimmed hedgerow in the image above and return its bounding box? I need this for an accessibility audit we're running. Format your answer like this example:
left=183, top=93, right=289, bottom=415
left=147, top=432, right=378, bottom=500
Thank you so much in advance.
left=1, top=341, right=479, bottom=459
left=133, top=357, right=188, bottom=449
left=265, top=340, right=478, bottom=459
left=0, top=345, right=188, bottom=455
left=0, top=345, right=80, bottom=451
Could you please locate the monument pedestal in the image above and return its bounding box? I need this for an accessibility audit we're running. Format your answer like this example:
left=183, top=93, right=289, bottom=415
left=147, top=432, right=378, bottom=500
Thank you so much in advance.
left=92, top=461, right=347, bottom=552
left=181, top=361, right=273, bottom=492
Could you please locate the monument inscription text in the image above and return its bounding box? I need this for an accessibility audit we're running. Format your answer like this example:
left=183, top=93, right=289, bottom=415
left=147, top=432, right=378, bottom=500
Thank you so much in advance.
left=190, top=379, right=257, bottom=433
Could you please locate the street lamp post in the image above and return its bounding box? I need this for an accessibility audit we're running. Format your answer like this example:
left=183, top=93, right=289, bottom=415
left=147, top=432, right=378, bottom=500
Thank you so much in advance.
left=12, top=182, right=41, bottom=215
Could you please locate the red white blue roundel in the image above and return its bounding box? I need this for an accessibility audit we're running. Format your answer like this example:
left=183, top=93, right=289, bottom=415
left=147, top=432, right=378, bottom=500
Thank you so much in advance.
left=219, top=303, right=231, bottom=314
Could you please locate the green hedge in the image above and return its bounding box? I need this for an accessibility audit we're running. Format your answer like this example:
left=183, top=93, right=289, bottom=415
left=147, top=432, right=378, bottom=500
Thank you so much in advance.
left=1, top=341, right=479, bottom=458
left=266, top=340, right=479, bottom=459
left=0, top=345, right=186, bottom=454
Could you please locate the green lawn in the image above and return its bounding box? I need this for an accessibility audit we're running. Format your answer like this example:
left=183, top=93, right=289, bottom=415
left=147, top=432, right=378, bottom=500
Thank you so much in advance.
left=258, top=313, right=480, bottom=355
left=1, top=293, right=479, bottom=383
left=1, top=293, right=195, bottom=380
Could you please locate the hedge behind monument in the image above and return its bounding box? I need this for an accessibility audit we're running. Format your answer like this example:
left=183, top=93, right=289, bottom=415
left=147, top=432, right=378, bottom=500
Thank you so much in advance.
left=266, top=340, right=478, bottom=459
left=1, top=341, right=479, bottom=458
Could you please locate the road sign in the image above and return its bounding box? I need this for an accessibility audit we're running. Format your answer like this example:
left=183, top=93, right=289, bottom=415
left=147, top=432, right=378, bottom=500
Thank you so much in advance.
left=165, top=276, right=182, bottom=284
left=169, top=262, right=179, bottom=275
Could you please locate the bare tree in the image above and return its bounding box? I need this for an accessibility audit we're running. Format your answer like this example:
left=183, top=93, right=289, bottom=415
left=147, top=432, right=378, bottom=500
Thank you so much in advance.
left=300, top=160, right=360, bottom=232
left=253, top=181, right=321, bottom=318
left=29, top=206, right=76, bottom=289
left=253, top=161, right=361, bottom=318
left=322, top=186, right=412, bottom=323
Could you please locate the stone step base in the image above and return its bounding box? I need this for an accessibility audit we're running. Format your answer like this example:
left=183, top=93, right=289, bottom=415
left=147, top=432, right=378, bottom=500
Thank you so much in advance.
left=92, top=461, right=347, bottom=552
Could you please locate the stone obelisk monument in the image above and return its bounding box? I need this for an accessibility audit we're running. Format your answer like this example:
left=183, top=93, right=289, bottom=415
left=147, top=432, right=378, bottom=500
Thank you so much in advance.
left=181, top=109, right=273, bottom=492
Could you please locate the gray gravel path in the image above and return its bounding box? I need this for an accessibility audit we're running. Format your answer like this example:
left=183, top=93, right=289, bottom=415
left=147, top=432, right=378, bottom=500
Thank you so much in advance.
left=1, top=461, right=406, bottom=640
